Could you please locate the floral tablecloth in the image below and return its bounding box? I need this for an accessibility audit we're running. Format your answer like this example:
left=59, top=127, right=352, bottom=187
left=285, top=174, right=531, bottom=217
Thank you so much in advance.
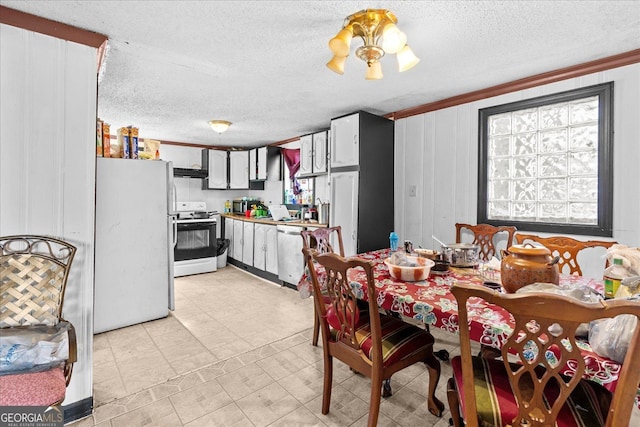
left=298, top=248, right=639, bottom=408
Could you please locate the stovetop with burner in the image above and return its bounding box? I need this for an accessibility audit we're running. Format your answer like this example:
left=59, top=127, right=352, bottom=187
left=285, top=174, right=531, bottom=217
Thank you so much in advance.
left=176, top=201, right=218, bottom=222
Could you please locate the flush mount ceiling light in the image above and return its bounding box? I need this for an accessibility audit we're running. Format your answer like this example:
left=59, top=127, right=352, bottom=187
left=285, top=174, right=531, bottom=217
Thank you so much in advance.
left=208, top=120, right=232, bottom=134
left=327, top=9, right=419, bottom=80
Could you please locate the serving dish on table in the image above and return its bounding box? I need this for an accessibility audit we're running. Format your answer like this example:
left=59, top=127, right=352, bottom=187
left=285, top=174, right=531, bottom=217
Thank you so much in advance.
left=384, top=255, right=434, bottom=282
left=441, top=243, right=480, bottom=267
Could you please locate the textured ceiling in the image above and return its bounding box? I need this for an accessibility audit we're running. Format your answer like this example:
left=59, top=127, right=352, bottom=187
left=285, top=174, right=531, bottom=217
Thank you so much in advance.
left=2, top=1, right=639, bottom=148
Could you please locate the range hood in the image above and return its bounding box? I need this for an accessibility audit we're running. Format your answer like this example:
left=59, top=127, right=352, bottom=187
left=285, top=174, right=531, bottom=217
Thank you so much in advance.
left=173, top=167, right=208, bottom=179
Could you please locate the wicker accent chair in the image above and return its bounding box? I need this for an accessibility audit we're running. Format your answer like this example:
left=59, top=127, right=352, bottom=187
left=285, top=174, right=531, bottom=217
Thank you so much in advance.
left=301, top=226, right=345, bottom=347
left=305, top=249, right=444, bottom=426
left=447, top=282, right=640, bottom=427
left=0, top=235, right=77, bottom=407
left=514, top=233, right=616, bottom=276
left=455, top=223, right=517, bottom=261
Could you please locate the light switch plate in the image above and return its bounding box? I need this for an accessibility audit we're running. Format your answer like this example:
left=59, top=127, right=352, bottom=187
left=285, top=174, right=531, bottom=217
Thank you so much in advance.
left=409, top=184, right=417, bottom=197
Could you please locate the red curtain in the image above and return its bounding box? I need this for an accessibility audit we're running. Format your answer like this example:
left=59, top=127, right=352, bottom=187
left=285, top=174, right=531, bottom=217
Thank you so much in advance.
left=282, top=148, right=300, bottom=179
left=282, top=148, right=301, bottom=195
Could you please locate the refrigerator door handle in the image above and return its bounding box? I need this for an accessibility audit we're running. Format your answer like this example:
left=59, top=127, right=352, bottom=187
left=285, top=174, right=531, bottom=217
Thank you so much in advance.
left=168, top=215, right=177, bottom=311
left=172, top=216, right=178, bottom=247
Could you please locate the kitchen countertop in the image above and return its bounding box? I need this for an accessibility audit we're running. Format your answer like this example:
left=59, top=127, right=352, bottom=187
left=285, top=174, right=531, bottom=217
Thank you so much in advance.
left=221, top=213, right=328, bottom=228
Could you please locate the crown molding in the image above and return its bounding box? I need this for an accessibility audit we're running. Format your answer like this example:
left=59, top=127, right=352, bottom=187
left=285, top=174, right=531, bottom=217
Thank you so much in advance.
left=391, top=48, right=640, bottom=120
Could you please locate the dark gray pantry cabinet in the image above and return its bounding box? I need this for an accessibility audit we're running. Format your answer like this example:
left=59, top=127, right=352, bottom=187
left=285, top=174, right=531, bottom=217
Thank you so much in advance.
left=329, top=110, right=394, bottom=255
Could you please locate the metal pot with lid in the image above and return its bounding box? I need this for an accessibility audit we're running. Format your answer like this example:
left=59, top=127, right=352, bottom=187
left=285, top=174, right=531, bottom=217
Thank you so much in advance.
left=501, top=243, right=560, bottom=293
left=441, top=243, right=480, bottom=267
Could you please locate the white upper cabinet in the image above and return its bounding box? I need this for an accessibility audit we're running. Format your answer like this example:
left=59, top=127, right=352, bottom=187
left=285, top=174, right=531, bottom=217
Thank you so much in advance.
left=299, top=134, right=313, bottom=176
left=312, top=130, right=328, bottom=174
left=257, top=147, right=268, bottom=180
left=229, top=150, right=249, bottom=189
left=249, top=149, right=257, bottom=181
left=205, top=150, right=228, bottom=189
left=300, top=131, right=328, bottom=176
left=330, top=113, right=360, bottom=168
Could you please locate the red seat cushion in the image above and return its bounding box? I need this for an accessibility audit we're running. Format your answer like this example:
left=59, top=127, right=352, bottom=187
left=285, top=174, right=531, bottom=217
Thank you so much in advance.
left=0, top=367, right=66, bottom=406
left=451, top=355, right=612, bottom=427
left=353, top=315, right=435, bottom=366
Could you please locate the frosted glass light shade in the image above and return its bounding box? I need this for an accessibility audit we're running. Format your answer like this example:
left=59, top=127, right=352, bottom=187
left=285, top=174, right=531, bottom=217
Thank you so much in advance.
left=381, top=23, right=407, bottom=54
left=329, top=28, right=353, bottom=57
left=397, top=45, right=419, bottom=72
left=326, top=55, right=347, bottom=74
left=365, top=61, right=383, bottom=80
left=208, top=120, right=231, bottom=133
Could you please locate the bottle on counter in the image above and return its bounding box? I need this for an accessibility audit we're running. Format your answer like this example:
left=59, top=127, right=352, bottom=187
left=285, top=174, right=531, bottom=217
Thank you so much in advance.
left=224, top=200, right=231, bottom=213
left=389, top=232, right=399, bottom=251
left=603, top=258, right=631, bottom=298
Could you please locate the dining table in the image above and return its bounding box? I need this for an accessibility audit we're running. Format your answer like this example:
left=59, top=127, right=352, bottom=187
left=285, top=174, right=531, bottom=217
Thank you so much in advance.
left=297, top=248, right=640, bottom=409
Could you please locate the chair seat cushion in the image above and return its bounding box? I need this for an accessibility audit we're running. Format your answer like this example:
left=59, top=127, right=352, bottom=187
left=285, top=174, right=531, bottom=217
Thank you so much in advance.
left=0, top=367, right=66, bottom=406
left=451, top=355, right=611, bottom=427
left=353, top=315, right=435, bottom=366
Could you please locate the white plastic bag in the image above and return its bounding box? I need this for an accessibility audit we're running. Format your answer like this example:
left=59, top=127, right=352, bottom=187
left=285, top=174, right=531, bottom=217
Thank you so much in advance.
left=0, top=322, right=70, bottom=375
left=589, top=307, right=638, bottom=363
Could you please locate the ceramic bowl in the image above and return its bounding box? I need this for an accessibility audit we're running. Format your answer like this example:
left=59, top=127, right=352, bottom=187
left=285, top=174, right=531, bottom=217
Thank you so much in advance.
left=384, top=256, right=434, bottom=282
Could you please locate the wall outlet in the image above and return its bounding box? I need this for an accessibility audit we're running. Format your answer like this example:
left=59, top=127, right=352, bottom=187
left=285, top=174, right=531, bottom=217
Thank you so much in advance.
left=409, top=184, right=417, bottom=197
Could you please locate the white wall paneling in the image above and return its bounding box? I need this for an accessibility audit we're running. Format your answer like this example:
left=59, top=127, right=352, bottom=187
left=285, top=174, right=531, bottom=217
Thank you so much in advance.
left=395, top=63, right=640, bottom=278
left=0, top=23, right=97, bottom=406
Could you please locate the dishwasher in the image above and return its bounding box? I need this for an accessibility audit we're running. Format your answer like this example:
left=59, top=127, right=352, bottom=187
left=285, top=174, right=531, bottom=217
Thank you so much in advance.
left=277, top=224, right=305, bottom=287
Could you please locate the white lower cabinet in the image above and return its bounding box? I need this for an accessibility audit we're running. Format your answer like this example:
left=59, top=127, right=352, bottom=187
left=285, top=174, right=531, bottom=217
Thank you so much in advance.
left=254, top=223, right=278, bottom=274
left=232, top=220, right=243, bottom=260
left=242, top=222, right=254, bottom=265
left=225, top=217, right=234, bottom=259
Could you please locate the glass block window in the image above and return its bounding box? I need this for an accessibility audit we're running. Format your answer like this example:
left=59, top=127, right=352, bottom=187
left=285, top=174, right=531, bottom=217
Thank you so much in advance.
left=478, top=83, right=613, bottom=236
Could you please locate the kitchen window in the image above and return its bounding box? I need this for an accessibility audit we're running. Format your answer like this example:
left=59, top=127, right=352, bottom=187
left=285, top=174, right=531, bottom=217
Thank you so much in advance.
left=478, top=82, right=613, bottom=236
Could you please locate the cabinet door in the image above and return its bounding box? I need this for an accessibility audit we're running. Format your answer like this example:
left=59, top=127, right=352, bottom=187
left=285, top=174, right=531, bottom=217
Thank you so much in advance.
left=257, top=147, right=268, bottom=180
left=249, top=149, right=257, bottom=181
left=225, top=217, right=234, bottom=259
left=312, top=131, right=328, bottom=174
left=233, top=219, right=243, bottom=260
left=265, top=225, right=278, bottom=274
left=229, top=151, right=249, bottom=189
left=330, top=171, right=359, bottom=256
left=330, top=113, right=359, bottom=169
left=299, top=134, right=313, bottom=176
left=253, top=224, right=266, bottom=270
left=207, top=150, right=228, bottom=189
left=242, top=221, right=254, bottom=265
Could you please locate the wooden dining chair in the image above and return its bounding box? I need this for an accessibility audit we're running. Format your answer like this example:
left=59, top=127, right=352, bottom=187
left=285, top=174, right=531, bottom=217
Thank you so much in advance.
left=514, top=233, right=616, bottom=276
left=0, top=235, right=78, bottom=407
left=301, top=226, right=345, bottom=346
left=305, top=249, right=444, bottom=426
left=455, top=223, right=517, bottom=261
left=447, top=282, right=640, bottom=427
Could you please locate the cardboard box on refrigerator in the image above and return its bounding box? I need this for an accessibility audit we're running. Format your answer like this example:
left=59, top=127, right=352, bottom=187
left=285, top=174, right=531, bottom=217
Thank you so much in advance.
left=102, top=122, right=111, bottom=158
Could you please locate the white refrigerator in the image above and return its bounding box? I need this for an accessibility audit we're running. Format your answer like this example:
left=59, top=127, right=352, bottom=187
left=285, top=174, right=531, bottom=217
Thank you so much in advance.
left=94, top=158, right=177, bottom=334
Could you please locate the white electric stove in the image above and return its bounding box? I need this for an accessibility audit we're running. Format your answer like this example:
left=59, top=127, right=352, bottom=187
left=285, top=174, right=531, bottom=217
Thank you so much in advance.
left=174, top=201, right=220, bottom=277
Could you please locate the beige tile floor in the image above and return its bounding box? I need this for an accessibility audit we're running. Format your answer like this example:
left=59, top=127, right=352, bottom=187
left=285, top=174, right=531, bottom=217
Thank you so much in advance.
left=70, top=265, right=638, bottom=426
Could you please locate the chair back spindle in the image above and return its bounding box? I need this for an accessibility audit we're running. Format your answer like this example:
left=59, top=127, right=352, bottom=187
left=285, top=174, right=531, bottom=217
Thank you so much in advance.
left=455, top=223, right=516, bottom=261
